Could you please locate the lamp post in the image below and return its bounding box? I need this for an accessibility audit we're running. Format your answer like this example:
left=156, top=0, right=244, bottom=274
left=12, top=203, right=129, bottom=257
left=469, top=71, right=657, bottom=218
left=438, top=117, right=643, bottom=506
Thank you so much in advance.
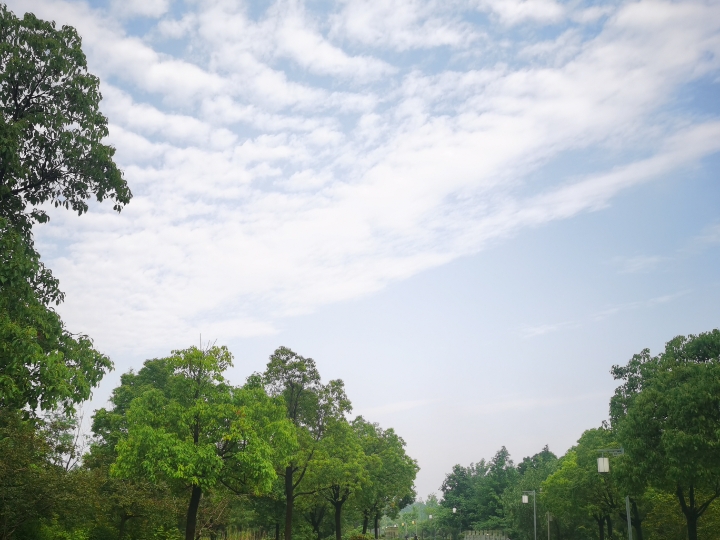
left=597, top=448, right=632, bottom=540
left=452, top=508, right=459, bottom=540
left=546, top=513, right=551, bottom=540
left=522, top=491, right=537, bottom=540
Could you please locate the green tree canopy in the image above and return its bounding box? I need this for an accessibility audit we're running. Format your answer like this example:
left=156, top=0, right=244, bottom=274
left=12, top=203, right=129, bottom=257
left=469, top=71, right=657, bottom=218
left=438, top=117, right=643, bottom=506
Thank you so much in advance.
left=501, top=446, right=558, bottom=540
left=541, top=428, right=623, bottom=540
left=261, top=346, right=351, bottom=540
left=0, top=4, right=131, bottom=414
left=111, top=345, right=296, bottom=540
left=0, top=219, right=111, bottom=412
left=440, top=447, right=517, bottom=534
left=0, top=5, right=130, bottom=232
left=352, top=416, right=418, bottom=538
left=610, top=330, right=720, bottom=540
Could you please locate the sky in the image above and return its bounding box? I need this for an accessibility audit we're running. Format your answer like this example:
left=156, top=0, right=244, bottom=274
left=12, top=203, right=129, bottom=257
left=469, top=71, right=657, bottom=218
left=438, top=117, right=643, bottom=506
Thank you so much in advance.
left=8, top=0, right=720, bottom=497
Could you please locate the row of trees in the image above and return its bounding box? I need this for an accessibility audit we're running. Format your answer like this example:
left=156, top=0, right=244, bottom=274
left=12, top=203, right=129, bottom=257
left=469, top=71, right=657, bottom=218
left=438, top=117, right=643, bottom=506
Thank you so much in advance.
left=423, top=330, right=720, bottom=540
left=1, top=343, right=419, bottom=540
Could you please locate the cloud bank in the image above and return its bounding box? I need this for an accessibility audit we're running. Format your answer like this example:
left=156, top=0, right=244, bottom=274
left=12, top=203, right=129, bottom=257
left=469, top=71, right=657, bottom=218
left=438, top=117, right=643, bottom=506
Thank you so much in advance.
left=9, top=0, right=720, bottom=356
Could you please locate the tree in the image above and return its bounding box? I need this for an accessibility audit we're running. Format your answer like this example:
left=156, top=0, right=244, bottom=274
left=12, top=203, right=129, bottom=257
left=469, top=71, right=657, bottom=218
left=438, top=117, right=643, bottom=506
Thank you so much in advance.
left=502, top=446, right=557, bottom=540
left=112, top=345, right=296, bottom=540
left=541, top=428, right=623, bottom=540
left=352, top=417, right=418, bottom=538
left=0, top=409, right=59, bottom=540
left=0, top=4, right=131, bottom=413
left=261, top=346, right=352, bottom=540
left=0, top=5, right=130, bottom=232
left=439, top=447, right=517, bottom=535
left=610, top=330, right=720, bottom=540
left=313, top=418, right=368, bottom=540
left=0, top=219, right=111, bottom=412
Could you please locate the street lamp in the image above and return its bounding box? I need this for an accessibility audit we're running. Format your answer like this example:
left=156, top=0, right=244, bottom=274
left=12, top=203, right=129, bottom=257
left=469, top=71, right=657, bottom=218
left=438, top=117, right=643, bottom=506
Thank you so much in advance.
left=452, top=508, right=459, bottom=540
left=522, top=491, right=537, bottom=540
left=597, top=448, right=632, bottom=540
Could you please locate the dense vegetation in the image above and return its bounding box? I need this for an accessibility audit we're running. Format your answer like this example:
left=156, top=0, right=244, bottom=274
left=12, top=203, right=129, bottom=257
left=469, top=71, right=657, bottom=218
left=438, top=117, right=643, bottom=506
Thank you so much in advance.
left=1, top=5, right=719, bottom=540
left=396, top=331, right=720, bottom=540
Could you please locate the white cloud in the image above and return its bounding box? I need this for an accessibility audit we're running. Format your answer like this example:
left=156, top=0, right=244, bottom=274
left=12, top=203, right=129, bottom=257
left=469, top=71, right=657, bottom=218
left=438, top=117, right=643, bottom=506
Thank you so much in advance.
left=112, top=0, right=171, bottom=19
left=7, top=0, right=720, bottom=356
left=270, top=1, right=397, bottom=80
left=612, top=255, right=664, bottom=274
left=329, top=0, right=479, bottom=50
left=593, top=290, right=690, bottom=320
left=522, top=321, right=578, bottom=338
left=476, top=0, right=566, bottom=25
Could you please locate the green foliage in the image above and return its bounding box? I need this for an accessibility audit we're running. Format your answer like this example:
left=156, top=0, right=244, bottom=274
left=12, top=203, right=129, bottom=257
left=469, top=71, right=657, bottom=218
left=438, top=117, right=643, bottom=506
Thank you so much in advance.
left=540, top=428, right=624, bottom=540
left=0, top=219, right=111, bottom=412
left=149, top=525, right=183, bottom=540
left=352, top=417, right=418, bottom=536
left=0, top=2, right=126, bottom=414
left=501, top=446, right=557, bottom=540
left=611, top=330, right=720, bottom=539
left=38, top=520, right=89, bottom=540
left=0, top=5, right=130, bottom=232
left=110, top=345, right=296, bottom=540
left=439, top=447, right=517, bottom=533
left=261, top=346, right=352, bottom=540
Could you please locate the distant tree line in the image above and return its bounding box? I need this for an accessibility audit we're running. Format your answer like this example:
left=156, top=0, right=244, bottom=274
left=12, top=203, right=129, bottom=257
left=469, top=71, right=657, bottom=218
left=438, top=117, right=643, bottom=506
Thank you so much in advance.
left=404, top=331, right=720, bottom=540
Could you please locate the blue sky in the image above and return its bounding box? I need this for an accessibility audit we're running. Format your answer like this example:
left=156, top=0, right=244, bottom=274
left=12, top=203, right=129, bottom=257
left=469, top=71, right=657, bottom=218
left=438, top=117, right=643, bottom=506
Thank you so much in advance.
left=10, top=0, right=720, bottom=496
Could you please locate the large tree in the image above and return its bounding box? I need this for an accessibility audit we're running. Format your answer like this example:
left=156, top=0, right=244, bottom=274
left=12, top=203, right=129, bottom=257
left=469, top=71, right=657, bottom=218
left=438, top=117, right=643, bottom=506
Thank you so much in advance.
left=111, top=345, right=296, bottom=540
left=610, top=330, right=720, bottom=540
left=501, top=446, right=557, bottom=540
left=440, top=447, right=517, bottom=534
left=353, top=416, right=418, bottom=539
left=315, top=418, right=368, bottom=540
left=541, top=428, right=623, bottom=540
left=0, top=219, right=111, bottom=412
left=0, top=4, right=131, bottom=413
left=0, top=5, right=130, bottom=232
left=261, top=346, right=351, bottom=540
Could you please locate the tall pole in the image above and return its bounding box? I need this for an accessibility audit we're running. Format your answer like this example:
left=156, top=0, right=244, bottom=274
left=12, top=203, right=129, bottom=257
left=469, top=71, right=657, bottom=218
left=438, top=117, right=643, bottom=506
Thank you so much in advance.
left=597, top=449, right=632, bottom=540
left=547, top=513, right=550, bottom=540
left=522, top=491, right=537, bottom=540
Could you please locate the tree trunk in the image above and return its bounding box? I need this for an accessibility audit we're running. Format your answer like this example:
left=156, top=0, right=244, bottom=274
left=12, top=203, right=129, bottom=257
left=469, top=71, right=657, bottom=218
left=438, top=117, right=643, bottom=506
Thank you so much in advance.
left=677, top=484, right=699, bottom=540
left=334, top=501, right=342, bottom=540
left=687, top=513, right=698, bottom=540
left=595, top=516, right=605, bottom=540
left=118, top=514, right=128, bottom=540
left=374, top=512, right=380, bottom=540
left=606, top=515, right=613, bottom=539
left=285, top=466, right=294, bottom=540
left=362, top=510, right=369, bottom=535
left=185, top=485, right=202, bottom=540
left=630, top=498, right=643, bottom=540
left=307, top=505, right=325, bottom=540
